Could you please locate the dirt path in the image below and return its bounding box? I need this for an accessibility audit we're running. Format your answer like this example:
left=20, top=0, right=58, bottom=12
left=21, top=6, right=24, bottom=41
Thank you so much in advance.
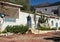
left=0, top=32, right=60, bottom=42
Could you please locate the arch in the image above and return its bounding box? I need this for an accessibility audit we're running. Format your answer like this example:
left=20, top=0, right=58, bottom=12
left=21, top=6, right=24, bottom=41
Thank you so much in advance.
left=27, top=15, right=31, bottom=28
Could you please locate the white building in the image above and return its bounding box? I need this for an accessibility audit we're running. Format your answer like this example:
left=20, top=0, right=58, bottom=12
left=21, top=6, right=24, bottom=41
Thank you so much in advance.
left=32, top=2, right=60, bottom=28
left=0, top=1, right=60, bottom=31
left=0, top=1, right=40, bottom=31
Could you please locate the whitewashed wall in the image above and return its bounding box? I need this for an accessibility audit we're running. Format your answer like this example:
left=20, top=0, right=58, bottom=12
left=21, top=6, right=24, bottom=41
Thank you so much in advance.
left=36, top=5, right=60, bottom=28
left=1, top=8, right=35, bottom=31
left=48, top=18, right=59, bottom=28
left=1, top=8, right=60, bottom=31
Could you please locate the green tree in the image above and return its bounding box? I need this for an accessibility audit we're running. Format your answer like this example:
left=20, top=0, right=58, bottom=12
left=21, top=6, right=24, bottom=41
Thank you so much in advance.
left=38, top=15, right=48, bottom=27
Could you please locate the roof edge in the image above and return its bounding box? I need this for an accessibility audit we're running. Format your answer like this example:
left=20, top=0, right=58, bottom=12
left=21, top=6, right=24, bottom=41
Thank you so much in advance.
left=0, top=1, right=23, bottom=7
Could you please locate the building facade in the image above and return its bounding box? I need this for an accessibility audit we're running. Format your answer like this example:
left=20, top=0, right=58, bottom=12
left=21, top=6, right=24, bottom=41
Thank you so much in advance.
left=35, top=2, right=60, bottom=28
left=1, top=1, right=60, bottom=31
left=0, top=1, right=38, bottom=31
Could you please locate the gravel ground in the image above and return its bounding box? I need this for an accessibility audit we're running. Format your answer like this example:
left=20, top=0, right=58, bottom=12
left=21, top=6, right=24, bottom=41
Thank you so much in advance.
left=0, top=32, right=60, bottom=42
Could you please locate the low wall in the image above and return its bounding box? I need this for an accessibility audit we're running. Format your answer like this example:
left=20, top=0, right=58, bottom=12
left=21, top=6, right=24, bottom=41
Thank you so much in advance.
left=31, top=29, right=57, bottom=34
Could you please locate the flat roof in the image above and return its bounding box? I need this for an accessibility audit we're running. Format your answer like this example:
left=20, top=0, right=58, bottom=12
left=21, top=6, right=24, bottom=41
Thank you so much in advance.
left=0, top=1, right=23, bottom=8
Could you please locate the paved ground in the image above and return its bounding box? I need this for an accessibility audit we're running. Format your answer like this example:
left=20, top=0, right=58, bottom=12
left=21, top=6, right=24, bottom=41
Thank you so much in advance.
left=0, top=31, right=60, bottom=42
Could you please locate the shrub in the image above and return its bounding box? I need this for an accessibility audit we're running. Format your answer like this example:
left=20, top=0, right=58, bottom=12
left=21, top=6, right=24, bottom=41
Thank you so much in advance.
left=19, top=25, right=29, bottom=34
left=51, top=28, right=56, bottom=30
left=36, top=27, right=56, bottom=30
left=12, top=25, right=20, bottom=33
left=5, top=25, right=13, bottom=33
left=5, top=25, right=29, bottom=34
left=2, top=30, right=7, bottom=33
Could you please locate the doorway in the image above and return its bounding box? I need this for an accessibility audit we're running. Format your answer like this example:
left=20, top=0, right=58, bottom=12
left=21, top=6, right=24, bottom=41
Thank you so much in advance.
left=27, top=15, right=31, bottom=28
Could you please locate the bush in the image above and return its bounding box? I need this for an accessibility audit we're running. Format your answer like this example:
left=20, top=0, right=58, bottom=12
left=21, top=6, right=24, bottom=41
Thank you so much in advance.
left=5, top=25, right=29, bottom=34
left=2, top=30, right=7, bottom=33
left=5, top=25, right=13, bottom=33
left=19, top=25, right=29, bottom=34
left=51, top=28, right=56, bottom=30
left=36, top=27, right=56, bottom=30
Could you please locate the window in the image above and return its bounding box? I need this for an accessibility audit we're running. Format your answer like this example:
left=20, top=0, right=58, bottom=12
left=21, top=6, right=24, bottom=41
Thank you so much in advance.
left=45, top=8, right=47, bottom=11
left=4, top=17, right=16, bottom=22
left=54, top=10, right=59, bottom=14
left=52, top=10, right=59, bottom=14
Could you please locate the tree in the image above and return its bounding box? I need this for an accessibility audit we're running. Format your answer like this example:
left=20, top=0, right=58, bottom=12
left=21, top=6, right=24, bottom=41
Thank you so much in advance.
left=38, top=15, right=48, bottom=27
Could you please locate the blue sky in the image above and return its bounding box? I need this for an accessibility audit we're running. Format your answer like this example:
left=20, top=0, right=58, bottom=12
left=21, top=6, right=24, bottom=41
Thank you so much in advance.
left=30, top=0, right=60, bottom=6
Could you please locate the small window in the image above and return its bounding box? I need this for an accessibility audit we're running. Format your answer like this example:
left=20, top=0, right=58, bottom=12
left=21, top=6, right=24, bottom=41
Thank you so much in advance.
left=45, top=8, right=47, bottom=11
left=54, top=10, right=59, bottom=14
left=52, top=10, right=59, bottom=14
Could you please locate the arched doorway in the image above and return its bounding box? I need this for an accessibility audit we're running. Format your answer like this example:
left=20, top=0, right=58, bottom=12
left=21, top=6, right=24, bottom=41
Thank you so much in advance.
left=27, top=15, right=31, bottom=28
left=55, top=22, right=58, bottom=30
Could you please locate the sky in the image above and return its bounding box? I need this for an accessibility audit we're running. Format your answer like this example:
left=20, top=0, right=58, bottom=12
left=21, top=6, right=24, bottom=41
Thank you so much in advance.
left=30, top=0, right=60, bottom=6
